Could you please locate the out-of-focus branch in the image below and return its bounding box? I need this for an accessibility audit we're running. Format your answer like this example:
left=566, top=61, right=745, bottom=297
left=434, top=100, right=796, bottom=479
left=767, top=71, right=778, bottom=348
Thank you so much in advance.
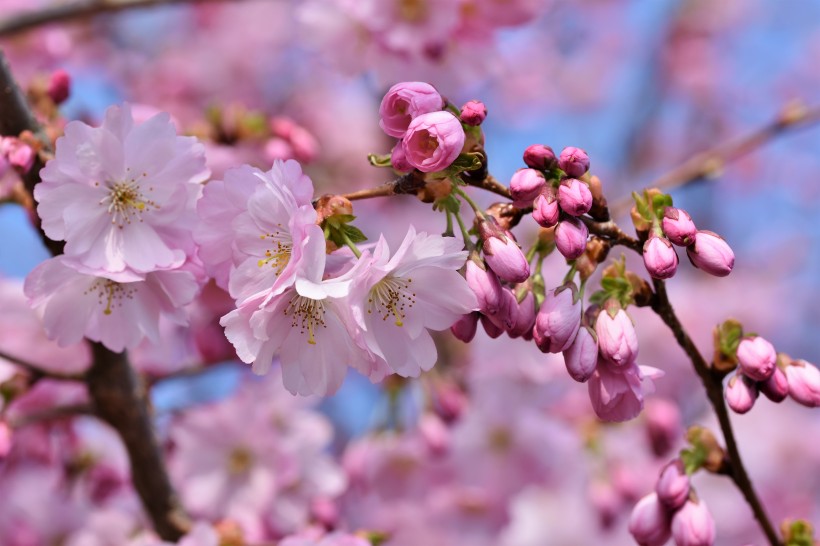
left=0, top=0, right=245, bottom=38
left=7, top=403, right=93, bottom=428
left=651, top=279, right=781, bottom=546
left=611, top=102, right=820, bottom=217
left=0, top=349, right=85, bottom=381
left=0, top=50, right=189, bottom=542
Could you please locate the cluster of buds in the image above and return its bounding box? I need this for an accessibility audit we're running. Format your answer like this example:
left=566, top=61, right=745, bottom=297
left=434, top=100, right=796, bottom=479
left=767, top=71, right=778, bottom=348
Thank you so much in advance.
left=511, top=145, right=593, bottom=260
left=633, top=191, right=735, bottom=279
left=629, top=460, right=716, bottom=546
left=715, top=321, right=820, bottom=413
left=379, top=82, right=472, bottom=173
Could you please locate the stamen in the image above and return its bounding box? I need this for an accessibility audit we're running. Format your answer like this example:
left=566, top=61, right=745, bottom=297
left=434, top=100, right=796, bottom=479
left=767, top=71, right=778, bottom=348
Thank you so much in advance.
left=284, top=294, right=327, bottom=345
left=367, top=276, right=415, bottom=327
left=257, top=226, right=292, bottom=275
left=98, top=175, right=157, bottom=228
left=84, top=279, right=137, bottom=315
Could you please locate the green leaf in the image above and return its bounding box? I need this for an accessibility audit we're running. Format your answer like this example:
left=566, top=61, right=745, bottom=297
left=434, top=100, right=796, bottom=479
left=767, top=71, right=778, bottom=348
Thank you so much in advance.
left=784, top=520, right=815, bottom=546
left=632, top=191, right=651, bottom=221
left=342, top=224, right=368, bottom=244
left=680, top=445, right=707, bottom=475
left=717, top=319, right=744, bottom=358
left=368, top=153, right=393, bottom=168
left=439, top=153, right=483, bottom=177
left=651, top=193, right=674, bottom=219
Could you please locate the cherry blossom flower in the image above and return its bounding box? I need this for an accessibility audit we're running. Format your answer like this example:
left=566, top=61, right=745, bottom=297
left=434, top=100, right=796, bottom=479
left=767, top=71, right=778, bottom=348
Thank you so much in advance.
left=35, top=104, right=208, bottom=276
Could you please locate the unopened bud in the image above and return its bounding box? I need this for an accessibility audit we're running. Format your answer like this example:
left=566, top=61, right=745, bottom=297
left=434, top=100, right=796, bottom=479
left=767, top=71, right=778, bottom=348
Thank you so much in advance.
left=656, top=459, right=690, bottom=510
left=760, top=365, right=789, bottom=403
left=533, top=283, right=581, bottom=353
left=562, top=325, right=597, bottom=382
left=643, top=236, right=678, bottom=280
left=558, top=146, right=590, bottom=178
left=451, top=312, right=479, bottom=343
left=736, top=335, right=776, bottom=382
left=479, top=221, right=530, bottom=283
left=662, top=207, right=697, bottom=246
left=628, top=493, right=672, bottom=546
left=47, top=69, right=71, bottom=105
left=390, top=142, right=413, bottom=172
left=784, top=359, right=820, bottom=408
left=480, top=314, right=504, bottom=339
left=532, top=186, right=560, bottom=228
left=465, top=259, right=503, bottom=316
left=644, top=398, right=683, bottom=457
left=510, top=168, right=546, bottom=208
left=523, top=144, right=557, bottom=170
left=554, top=217, right=589, bottom=260
left=726, top=373, right=758, bottom=414
left=459, top=100, right=487, bottom=126
left=671, top=499, right=716, bottom=546
left=508, top=290, right=537, bottom=339
left=595, top=302, right=639, bottom=367
left=686, top=231, right=734, bottom=277
left=558, top=178, right=593, bottom=216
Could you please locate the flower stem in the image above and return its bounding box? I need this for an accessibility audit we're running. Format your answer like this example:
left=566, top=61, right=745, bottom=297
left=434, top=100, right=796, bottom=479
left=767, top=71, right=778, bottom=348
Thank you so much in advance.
left=340, top=230, right=362, bottom=258
left=454, top=210, right=474, bottom=249
left=452, top=185, right=485, bottom=218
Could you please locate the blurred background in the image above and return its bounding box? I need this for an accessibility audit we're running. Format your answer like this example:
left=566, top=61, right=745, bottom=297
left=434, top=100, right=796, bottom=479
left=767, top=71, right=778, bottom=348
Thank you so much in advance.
left=0, top=0, right=819, bottom=545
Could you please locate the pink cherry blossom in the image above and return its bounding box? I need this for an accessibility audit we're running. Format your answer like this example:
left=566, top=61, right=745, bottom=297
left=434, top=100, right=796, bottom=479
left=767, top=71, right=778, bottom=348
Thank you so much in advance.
left=402, top=111, right=465, bottom=172
left=35, top=104, right=209, bottom=276
left=350, top=227, right=476, bottom=378
left=379, top=81, right=444, bottom=137
left=587, top=359, right=663, bottom=422
left=24, top=256, right=202, bottom=352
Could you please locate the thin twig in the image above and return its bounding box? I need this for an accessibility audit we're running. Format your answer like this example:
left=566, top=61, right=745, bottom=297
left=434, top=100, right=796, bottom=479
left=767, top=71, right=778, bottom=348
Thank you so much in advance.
left=651, top=278, right=781, bottom=546
left=0, top=0, right=246, bottom=38
left=0, top=349, right=85, bottom=381
left=581, top=216, right=642, bottom=253
left=7, top=403, right=93, bottom=428
left=610, top=103, right=820, bottom=217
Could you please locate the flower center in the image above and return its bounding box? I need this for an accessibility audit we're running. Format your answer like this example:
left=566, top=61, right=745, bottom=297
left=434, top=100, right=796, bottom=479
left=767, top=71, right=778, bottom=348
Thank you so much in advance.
left=84, top=279, right=136, bottom=316
left=398, top=0, right=428, bottom=22
left=98, top=175, right=157, bottom=228
left=412, top=130, right=439, bottom=154
left=257, top=227, right=292, bottom=275
left=285, top=294, right=327, bottom=345
left=368, top=276, right=415, bottom=327
left=227, top=446, right=253, bottom=475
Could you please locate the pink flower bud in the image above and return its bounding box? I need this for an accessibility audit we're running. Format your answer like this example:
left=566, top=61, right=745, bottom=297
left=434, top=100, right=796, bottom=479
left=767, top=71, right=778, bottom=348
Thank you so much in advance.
left=510, top=168, right=546, bottom=208
left=47, top=69, right=71, bottom=105
left=628, top=493, right=672, bottom=546
left=671, top=500, right=716, bottom=546
left=760, top=366, right=789, bottom=402
left=480, top=313, right=504, bottom=338
left=644, top=398, right=683, bottom=457
left=508, top=290, right=537, bottom=339
left=563, top=325, right=598, bottom=382
left=479, top=224, right=530, bottom=284
left=379, top=81, right=444, bottom=137
left=488, top=287, right=518, bottom=331
left=686, top=231, right=734, bottom=277
left=419, top=414, right=450, bottom=456
left=523, top=144, right=557, bottom=170
left=554, top=217, right=588, bottom=260
left=725, top=373, right=758, bottom=414
left=465, top=259, right=503, bottom=315
left=643, top=236, right=679, bottom=280
left=451, top=312, right=479, bottom=343
left=558, top=178, right=593, bottom=216
left=460, top=100, right=487, bottom=126
left=784, top=360, right=820, bottom=408
left=532, top=187, right=560, bottom=228
left=310, top=497, right=339, bottom=528
left=655, top=460, right=690, bottom=510
left=402, top=111, right=465, bottom=173
left=596, top=305, right=639, bottom=367
left=736, top=336, right=776, bottom=381
left=662, top=207, right=697, bottom=246
left=589, top=482, right=620, bottom=530
left=558, top=146, right=590, bottom=178
left=390, top=143, right=413, bottom=172
left=1, top=137, right=34, bottom=173
left=533, top=283, right=581, bottom=353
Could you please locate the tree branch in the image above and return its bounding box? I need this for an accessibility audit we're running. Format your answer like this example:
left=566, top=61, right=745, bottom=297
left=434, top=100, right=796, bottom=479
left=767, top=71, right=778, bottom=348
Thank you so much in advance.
left=0, top=0, right=246, bottom=38
left=610, top=102, right=820, bottom=217
left=7, top=403, right=93, bottom=428
left=0, top=49, right=189, bottom=541
left=650, top=278, right=781, bottom=546
left=0, top=349, right=85, bottom=381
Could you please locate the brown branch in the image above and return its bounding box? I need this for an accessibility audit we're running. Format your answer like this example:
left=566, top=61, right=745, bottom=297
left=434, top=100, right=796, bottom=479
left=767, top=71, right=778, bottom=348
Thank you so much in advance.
left=650, top=278, right=781, bottom=546
left=581, top=216, right=642, bottom=253
left=0, top=0, right=247, bottom=38
left=0, top=50, right=189, bottom=541
left=610, top=102, right=820, bottom=217
left=7, top=403, right=93, bottom=428
left=341, top=171, right=427, bottom=201
left=0, top=349, right=85, bottom=381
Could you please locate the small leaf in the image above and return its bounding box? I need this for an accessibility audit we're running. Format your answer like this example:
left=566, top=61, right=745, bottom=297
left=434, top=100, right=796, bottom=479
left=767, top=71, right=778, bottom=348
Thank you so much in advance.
left=651, top=193, right=674, bottom=219
left=368, top=153, right=393, bottom=168
left=632, top=191, right=651, bottom=221
left=342, top=224, right=368, bottom=243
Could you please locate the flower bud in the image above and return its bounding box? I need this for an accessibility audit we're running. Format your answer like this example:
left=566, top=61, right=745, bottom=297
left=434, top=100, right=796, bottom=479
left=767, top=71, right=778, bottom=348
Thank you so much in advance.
left=532, top=283, right=581, bottom=353
left=645, top=398, right=683, bottom=457
left=508, top=290, right=537, bottom=339
left=379, top=81, right=444, bottom=137
left=562, top=325, right=597, bottom=382
left=488, top=287, right=518, bottom=331
left=478, top=222, right=530, bottom=284
left=655, top=460, right=690, bottom=510
left=643, top=236, right=679, bottom=280
left=558, top=178, right=593, bottom=216
left=686, top=231, right=734, bottom=277
left=725, top=373, right=758, bottom=414
left=532, top=187, right=560, bottom=228
left=419, top=414, right=450, bottom=456
left=451, top=312, right=479, bottom=343
left=671, top=499, right=716, bottom=546
left=554, top=218, right=588, bottom=260
left=402, top=111, right=465, bottom=173
left=595, top=303, right=639, bottom=367
left=523, top=144, right=557, bottom=170
left=510, top=168, right=546, bottom=208
left=784, top=359, right=820, bottom=408
left=736, top=335, right=776, bottom=381
left=390, top=142, right=413, bottom=172
left=480, top=313, right=504, bottom=339
left=460, top=100, right=487, bottom=126
left=589, top=482, right=620, bottom=530
left=47, top=69, right=71, bottom=105
left=465, top=259, right=503, bottom=316
left=628, top=493, right=672, bottom=546
left=558, top=146, right=590, bottom=178
left=662, top=207, right=697, bottom=246
left=760, top=366, right=789, bottom=403
left=1, top=137, right=34, bottom=173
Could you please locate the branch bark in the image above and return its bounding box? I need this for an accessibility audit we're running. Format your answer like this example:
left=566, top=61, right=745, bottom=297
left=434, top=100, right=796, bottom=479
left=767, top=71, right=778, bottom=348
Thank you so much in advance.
left=0, top=50, right=189, bottom=541
left=0, top=0, right=245, bottom=38
left=0, top=349, right=85, bottom=381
